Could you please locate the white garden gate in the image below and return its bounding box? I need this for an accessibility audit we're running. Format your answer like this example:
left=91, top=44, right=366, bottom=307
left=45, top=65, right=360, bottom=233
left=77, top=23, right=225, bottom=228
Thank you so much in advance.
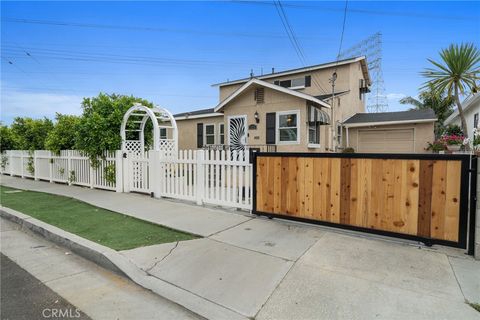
left=120, top=103, right=178, bottom=194
left=119, top=104, right=253, bottom=209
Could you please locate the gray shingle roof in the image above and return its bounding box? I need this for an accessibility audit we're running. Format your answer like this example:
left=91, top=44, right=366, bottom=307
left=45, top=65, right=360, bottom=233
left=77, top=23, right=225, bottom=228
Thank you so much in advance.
left=174, top=108, right=216, bottom=118
left=343, top=109, right=437, bottom=124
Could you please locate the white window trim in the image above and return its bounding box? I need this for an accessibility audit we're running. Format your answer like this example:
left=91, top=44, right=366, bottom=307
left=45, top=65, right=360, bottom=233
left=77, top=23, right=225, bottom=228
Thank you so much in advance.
left=276, top=110, right=301, bottom=145
left=289, top=85, right=305, bottom=90
left=218, top=123, right=225, bottom=145
left=204, top=123, right=216, bottom=145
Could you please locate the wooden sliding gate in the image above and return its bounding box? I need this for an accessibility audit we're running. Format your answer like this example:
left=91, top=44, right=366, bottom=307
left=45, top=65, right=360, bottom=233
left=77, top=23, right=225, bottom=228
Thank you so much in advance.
left=253, top=153, right=477, bottom=251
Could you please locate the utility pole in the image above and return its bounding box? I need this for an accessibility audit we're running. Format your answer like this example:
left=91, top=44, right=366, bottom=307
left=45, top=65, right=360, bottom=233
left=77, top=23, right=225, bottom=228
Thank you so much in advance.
left=329, top=71, right=337, bottom=152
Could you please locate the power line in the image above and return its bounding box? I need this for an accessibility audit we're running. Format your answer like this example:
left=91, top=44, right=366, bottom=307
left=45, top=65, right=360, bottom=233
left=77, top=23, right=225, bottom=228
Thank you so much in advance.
left=335, top=0, right=349, bottom=61
left=4, top=17, right=326, bottom=40
left=1, top=57, right=27, bottom=74
left=232, top=1, right=475, bottom=21
left=2, top=46, right=289, bottom=69
left=272, top=1, right=328, bottom=94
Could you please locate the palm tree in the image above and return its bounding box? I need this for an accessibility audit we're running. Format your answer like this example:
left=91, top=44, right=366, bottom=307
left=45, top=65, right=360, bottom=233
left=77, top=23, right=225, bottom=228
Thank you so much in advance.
left=399, top=84, right=454, bottom=136
left=421, top=43, right=480, bottom=146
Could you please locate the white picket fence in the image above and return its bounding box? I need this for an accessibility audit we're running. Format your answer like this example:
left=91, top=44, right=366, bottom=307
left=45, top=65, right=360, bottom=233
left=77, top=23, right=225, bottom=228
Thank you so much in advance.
left=157, top=149, right=252, bottom=210
left=2, top=149, right=254, bottom=210
left=1, top=150, right=121, bottom=192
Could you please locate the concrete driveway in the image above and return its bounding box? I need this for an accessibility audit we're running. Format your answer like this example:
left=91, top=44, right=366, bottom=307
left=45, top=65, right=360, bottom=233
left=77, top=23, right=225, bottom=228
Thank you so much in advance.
left=122, top=219, right=480, bottom=319
left=3, top=176, right=480, bottom=319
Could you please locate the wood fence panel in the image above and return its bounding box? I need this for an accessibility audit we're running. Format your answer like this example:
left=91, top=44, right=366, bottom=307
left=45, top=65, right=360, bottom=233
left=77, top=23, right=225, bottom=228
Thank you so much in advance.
left=254, top=154, right=468, bottom=247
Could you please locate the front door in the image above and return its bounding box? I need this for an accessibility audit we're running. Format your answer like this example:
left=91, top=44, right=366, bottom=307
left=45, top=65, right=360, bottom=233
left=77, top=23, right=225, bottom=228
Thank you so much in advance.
left=228, top=115, right=247, bottom=151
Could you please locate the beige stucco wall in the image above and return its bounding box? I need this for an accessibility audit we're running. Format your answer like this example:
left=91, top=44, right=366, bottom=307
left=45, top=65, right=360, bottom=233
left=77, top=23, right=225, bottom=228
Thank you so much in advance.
left=218, top=61, right=366, bottom=124
left=222, top=85, right=330, bottom=152
left=176, top=115, right=224, bottom=150
left=347, top=122, right=435, bottom=153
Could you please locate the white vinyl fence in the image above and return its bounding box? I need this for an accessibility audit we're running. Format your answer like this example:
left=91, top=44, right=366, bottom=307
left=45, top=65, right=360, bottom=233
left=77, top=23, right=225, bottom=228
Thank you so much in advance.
left=1, top=150, right=122, bottom=192
left=157, top=149, right=252, bottom=210
left=2, top=149, right=254, bottom=210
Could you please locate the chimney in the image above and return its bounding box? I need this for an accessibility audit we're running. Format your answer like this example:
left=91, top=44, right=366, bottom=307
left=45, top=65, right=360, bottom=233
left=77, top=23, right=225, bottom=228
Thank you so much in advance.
left=250, top=69, right=254, bottom=78
left=272, top=67, right=275, bottom=74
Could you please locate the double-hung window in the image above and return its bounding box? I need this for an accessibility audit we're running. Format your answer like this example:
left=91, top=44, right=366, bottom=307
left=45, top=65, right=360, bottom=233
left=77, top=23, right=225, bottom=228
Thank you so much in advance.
left=309, top=122, right=320, bottom=145
left=277, top=110, right=300, bottom=144
left=204, top=124, right=216, bottom=145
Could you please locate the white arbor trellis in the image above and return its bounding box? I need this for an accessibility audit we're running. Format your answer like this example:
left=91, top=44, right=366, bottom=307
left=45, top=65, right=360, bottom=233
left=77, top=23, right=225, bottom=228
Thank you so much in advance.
left=120, top=103, right=178, bottom=154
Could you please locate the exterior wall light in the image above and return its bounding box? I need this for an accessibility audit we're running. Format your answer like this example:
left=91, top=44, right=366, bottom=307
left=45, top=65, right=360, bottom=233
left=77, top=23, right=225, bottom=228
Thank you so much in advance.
left=254, top=111, right=260, bottom=124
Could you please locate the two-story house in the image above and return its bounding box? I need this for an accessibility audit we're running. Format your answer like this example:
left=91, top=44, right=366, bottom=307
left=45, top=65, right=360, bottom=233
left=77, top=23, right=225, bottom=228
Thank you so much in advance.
left=173, top=56, right=436, bottom=153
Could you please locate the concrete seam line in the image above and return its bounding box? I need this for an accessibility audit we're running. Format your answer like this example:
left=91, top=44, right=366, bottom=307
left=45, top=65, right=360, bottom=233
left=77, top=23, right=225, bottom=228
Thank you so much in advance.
left=0, top=207, right=248, bottom=320
left=144, top=270, right=249, bottom=319
left=207, top=237, right=293, bottom=262
left=206, top=217, right=254, bottom=237
left=252, top=233, right=322, bottom=319
left=447, top=256, right=467, bottom=302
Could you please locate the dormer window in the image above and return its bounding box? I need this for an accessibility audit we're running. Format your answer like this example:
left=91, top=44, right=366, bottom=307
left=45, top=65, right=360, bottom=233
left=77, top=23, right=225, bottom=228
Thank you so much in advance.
left=274, top=75, right=311, bottom=89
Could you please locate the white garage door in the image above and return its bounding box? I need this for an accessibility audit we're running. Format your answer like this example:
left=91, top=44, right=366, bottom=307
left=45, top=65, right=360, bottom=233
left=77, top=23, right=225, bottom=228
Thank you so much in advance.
left=358, top=129, right=414, bottom=153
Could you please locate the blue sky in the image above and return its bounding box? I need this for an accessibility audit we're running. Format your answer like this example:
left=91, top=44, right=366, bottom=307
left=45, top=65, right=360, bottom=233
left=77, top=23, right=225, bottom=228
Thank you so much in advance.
left=1, top=1, right=479, bottom=124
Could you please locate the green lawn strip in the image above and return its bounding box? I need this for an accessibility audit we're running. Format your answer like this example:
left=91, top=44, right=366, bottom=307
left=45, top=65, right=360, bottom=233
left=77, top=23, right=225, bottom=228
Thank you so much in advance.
left=469, top=302, right=480, bottom=313
left=0, top=185, right=197, bottom=250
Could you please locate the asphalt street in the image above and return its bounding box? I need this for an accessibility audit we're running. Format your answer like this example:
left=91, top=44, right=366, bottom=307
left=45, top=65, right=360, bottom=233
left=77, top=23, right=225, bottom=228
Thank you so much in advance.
left=1, top=253, right=91, bottom=320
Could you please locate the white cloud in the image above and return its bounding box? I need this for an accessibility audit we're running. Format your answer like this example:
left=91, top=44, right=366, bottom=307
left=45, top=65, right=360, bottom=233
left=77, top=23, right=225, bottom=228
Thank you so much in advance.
left=1, top=88, right=84, bottom=124
left=386, top=93, right=407, bottom=101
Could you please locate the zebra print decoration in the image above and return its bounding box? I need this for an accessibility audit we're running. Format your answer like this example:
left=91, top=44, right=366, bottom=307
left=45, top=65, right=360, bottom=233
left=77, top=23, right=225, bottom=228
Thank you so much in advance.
left=229, top=117, right=246, bottom=151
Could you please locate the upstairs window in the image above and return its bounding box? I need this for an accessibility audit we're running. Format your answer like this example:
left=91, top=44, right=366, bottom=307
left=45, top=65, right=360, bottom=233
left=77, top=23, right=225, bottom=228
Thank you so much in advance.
left=274, top=75, right=311, bottom=89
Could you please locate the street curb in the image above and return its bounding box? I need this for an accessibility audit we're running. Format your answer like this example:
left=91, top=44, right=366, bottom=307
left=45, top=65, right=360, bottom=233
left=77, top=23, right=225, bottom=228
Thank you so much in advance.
left=0, top=207, right=248, bottom=320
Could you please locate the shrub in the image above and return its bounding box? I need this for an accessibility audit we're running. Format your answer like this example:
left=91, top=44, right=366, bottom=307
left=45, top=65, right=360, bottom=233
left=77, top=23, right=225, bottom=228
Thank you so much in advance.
left=426, top=139, right=446, bottom=152
left=75, top=93, right=154, bottom=163
left=444, top=124, right=463, bottom=136
left=342, top=147, right=355, bottom=153
left=45, top=114, right=81, bottom=154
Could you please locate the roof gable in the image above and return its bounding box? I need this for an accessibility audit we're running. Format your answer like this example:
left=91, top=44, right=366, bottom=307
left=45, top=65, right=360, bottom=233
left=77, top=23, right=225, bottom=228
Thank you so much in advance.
left=214, top=78, right=330, bottom=112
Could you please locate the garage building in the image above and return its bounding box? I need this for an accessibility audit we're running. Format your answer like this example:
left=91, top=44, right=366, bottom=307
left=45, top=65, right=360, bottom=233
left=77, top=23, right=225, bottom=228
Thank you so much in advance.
left=343, top=109, right=437, bottom=153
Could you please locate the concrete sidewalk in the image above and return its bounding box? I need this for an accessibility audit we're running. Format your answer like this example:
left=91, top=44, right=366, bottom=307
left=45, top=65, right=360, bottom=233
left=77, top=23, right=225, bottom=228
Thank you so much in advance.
left=0, top=175, right=250, bottom=237
left=0, top=218, right=200, bottom=320
left=2, top=176, right=480, bottom=319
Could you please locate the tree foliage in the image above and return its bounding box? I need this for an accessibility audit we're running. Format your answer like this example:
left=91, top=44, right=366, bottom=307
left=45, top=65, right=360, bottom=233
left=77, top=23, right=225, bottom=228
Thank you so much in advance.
left=0, top=124, right=16, bottom=151
left=399, top=84, right=454, bottom=136
left=10, top=117, right=54, bottom=150
left=421, top=43, right=480, bottom=143
left=74, top=93, right=154, bottom=160
left=45, top=113, right=81, bottom=153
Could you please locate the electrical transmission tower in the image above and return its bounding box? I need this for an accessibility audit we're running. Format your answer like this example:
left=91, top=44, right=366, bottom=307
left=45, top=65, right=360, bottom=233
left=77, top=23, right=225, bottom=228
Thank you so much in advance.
left=338, top=32, right=388, bottom=113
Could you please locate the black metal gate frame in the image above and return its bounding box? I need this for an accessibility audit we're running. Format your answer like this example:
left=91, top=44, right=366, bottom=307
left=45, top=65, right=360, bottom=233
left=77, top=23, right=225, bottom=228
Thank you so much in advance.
left=252, top=152, right=477, bottom=254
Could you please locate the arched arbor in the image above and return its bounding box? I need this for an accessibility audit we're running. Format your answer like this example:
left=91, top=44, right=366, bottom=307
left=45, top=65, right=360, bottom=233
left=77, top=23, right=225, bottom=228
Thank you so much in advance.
left=120, top=103, right=178, bottom=154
